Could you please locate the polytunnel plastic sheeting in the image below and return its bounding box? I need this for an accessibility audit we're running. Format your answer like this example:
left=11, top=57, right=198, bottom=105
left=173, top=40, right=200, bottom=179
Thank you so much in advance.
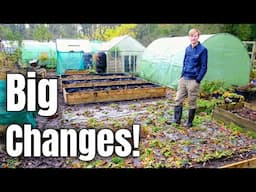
left=56, top=51, right=85, bottom=75
left=90, top=40, right=103, bottom=53
left=21, top=41, right=57, bottom=68
left=202, top=33, right=250, bottom=87
left=139, top=59, right=182, bottom=89
left=0, top=80, right=37, bottom=128
left=139, top=33, right=250, bottom=89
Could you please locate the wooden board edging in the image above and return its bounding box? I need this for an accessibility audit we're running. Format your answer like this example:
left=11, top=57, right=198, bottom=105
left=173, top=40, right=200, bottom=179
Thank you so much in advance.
left=212, top=106, right=256, bottom=132
left=63, top=86, right=166, bottom=105
left=62, top=79, right=147, bottom=89
left=64, top=70, right=90, bottom=75
left=220, top=157, right=256, bottom=168
left=244, top=102, right=256, bottom=111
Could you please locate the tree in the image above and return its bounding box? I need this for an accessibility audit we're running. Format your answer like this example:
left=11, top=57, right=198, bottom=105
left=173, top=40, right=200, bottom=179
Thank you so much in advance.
left=61, top=24, right=80, bottom=38
left=48, top=24, right=65, bottom=39
left=103, top=24, right=137, bottom=41
left=233, top=24, right=252, bottom=40
left=80, top=24, right=95, bottom=39
left=92, top=24, right=137, bottom=41
left=32, top=24, right=52, bottom=41
left=0, top=25, right=22, bottom=42
left=0, top=25, right=12, bottom=39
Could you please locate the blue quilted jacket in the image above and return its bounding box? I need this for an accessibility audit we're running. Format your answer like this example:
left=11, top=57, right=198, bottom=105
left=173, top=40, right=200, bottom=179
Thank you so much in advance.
left=181, top=42, right=208, bottom=83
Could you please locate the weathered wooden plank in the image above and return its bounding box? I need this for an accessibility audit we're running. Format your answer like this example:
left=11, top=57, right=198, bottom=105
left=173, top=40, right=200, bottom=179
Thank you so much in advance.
left=60, top=74, right=132, bottom=81
left=244, top=102, right=256, bottom=111
left=64, top=70, right=90, bottom=75
left=60, top=74, right=135, bottom=91
left=212, top=106, right=256, bottom=132
left=220, top=157, right=256, bottom=168
left=61, top=79, right=147, bottom=89
left=63, top=86, right=166, bottom=105
left=216, top=102, right=244, bottom=110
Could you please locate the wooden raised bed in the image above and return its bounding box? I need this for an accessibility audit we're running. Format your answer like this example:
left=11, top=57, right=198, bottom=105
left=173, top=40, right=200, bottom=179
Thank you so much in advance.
left=212, top=102, right=256, bottom=132
left=63, top=83, right=167, bottom=105
left=60, top=73, right=132, bottom=81
left=61, top=77, right=147, bottom=89
left=64, top=69, right=90, bottom=75
left=220, top=157, right=256, bottom=168
left=244, top=102, right=256, bottom=111
left=59, top=73, right=133, bottom=91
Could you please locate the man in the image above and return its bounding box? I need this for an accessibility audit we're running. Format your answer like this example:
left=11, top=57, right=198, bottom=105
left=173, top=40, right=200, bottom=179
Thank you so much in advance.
left=166, top=28, right=208, bottom=127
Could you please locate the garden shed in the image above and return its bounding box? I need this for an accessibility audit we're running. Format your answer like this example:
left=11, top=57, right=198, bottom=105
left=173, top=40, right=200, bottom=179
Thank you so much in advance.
left=21, top=40, right=57, bottom=69
left=56, top=39, right=91, bottom=75
left=139, top=33, right=251, bottom=89
left=99, top=35, right=145, bottom=73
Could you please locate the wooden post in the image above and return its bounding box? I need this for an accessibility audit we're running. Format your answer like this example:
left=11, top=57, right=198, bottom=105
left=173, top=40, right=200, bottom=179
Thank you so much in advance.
left=243, top=41, right=256, bottom=70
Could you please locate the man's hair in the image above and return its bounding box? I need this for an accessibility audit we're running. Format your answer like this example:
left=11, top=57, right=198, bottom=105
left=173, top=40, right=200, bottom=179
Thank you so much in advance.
left=188, top=28, right=201, bottom=36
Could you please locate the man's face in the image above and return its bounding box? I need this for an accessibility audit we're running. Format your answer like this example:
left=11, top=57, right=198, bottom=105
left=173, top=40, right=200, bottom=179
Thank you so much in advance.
left=189, top=33, right=199, bottom=45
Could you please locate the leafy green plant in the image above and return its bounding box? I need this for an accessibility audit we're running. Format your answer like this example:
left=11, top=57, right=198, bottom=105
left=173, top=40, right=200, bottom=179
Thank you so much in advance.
left=149, top=139, right=163, bottom=148
left=6, top=158, right=19, bottom=168
left=87, top=118, right=98, bottom=127
left=227, top=122, right=243, bottom=132
left=145, top=148, right=153, bottom=156
left=197, top=99, right=217, bottom=114
left=111, top=156, right=124, bottom=164
left=200, top=80, right=225, bottom=98
left=193, top=115, right=203, bottom=126
left=246, top=131, right=256, bottom=139
left=152, top=126, right=160, bottom=132
left=250, top=69, right=256, bottom=80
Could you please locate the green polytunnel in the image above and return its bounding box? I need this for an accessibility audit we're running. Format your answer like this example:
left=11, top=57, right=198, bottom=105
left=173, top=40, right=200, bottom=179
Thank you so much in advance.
left=139, top=33, right=251, bottom=89
left=55, top=39, right=92, bottom=75
left=21, top=40, right=57, bottom=68
left=56, top=51, right=85, bottom=76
